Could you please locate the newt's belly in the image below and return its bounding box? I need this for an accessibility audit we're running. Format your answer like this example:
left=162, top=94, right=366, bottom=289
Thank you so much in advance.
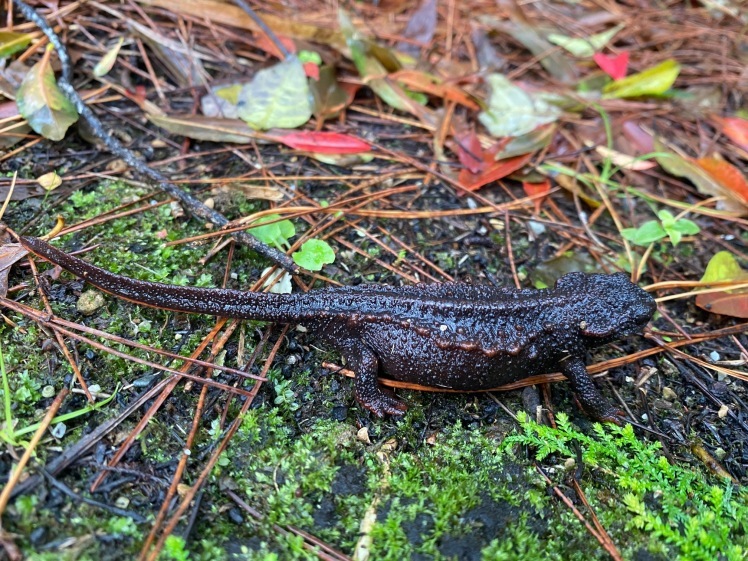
left=358, top=322, right=570, bottom=390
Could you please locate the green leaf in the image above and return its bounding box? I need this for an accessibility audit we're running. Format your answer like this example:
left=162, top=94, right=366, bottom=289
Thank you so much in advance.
left=478, top=74, right=561, bottom=137
left=621, top=220, right=667, bottom=245
left=602, top=59, right=680, bottom=99
left=700, top=251, right=748, bottom=283
left=656, top=209, right=675, bottom=227
left=237, top=56, right=312, bottom=130
left=247, top=214, right=296, bottom=249
left=16, top=52, right=79, bottom=141
left=0, top=31, right=33, bottom=59
left=93, top=37, right=124, bottom=77
left=339, top=9, right=426, bottom=116
left=292, top=239, right=335, bottom=271
left=547, top=24, right=624, bottom=58
left=664, top=227, right=682, bottom=246
left=671, top=218, right=700, bottom=235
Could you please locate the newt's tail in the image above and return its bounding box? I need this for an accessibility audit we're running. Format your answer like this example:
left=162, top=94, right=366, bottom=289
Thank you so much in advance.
left=19, top=236, right=311, bottom=322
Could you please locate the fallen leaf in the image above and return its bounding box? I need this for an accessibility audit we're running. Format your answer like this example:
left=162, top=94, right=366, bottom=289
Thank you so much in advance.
left=603, top=59, right=680, bottom=99
left=479, top=16, right=577, bottom=83
left=93, top=37, right=124, bottom=77
left=709, top=114, right=748, bottom=152
left=309, top=66, right=352, bottom=122
left=389, top=69, right=480, bottom=110
left=522, top=179, right=551, bottom=213
left=16, top=48, right=79, bottom=141
left=459, top=152, right=533, bottom=192
left=0, top=110, right=31, bottom=151
left=695, top=251, right=748, bottom=318
left=0, top=31, right=33, bottom=59
left=396, top=0, right=437, bottom=57
left=495, top=124, right=555, bottom=159
left=150, top=114, right=258, bottom=143
left=340, top=9, right=433, bottom=124
left=479, top=74, right=561, bottom=138
left=301, top=152, right=375, bottom=167
left=303, top=62, right=319, bottom=80
left=593, top=144, right=656, bottom=170
left=268, top=131, right=371, bottom=154
left=622, top=121, right=654, bottom=153
left=547, top=24, right=624, bottom=58
left=212, top=183, right=284, bottom=201
left=254, top=34, right=297, bottom=60
left=593, top=51, right=629, bottom=80
left=701, top=251, right=748, bottom=283
left=37, top=171, right=62, bottom=191
left=694, top=156, right=748, bottom=209
left=0, top=242, right=29, bottom=298
left=454, top=129, right=487, bottom=174
left=654, top=139, right=748, bottom=215
left=237, top=56, right=312, bottom=130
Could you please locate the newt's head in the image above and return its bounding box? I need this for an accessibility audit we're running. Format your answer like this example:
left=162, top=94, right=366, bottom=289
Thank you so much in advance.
left=555, top=272, right=657, bottom=343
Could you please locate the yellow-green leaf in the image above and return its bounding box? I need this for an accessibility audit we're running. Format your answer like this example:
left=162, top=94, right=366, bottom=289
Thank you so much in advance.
left=479, top=74, right=561, bottom=137
left=547, top=24, right=624, bottom=58
left=37, top=171, right=62, bottom=191
left=0, top=31, right=33, bottom=59
left=700, top=252, right=748, bottom=283
left=236, top=57, right=312, bottom=130
left=16, top=54, right=79, bottom=141
left=93, top=37, right=124, bottom=77
left=603, top=59, right=680, bottom=99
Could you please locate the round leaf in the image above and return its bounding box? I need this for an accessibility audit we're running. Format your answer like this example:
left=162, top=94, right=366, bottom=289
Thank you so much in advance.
left=292, top=239, right=335, bottom=271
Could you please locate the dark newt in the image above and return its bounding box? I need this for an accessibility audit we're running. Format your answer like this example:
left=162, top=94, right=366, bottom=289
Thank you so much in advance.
left=19, top=236, right=657, bottom=422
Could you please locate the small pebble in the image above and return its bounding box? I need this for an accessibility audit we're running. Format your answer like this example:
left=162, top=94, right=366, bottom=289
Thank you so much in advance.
left=77, top=290, right=105, bottom=315
left=228, top=507, right=244, bottom=524
left=331, top=406, right=348, bottom=421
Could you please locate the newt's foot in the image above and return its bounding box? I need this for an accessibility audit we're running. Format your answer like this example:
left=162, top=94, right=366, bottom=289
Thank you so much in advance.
left=359, top=389, right=408, bottom=418
left=574, top=394, right=626, bottom=425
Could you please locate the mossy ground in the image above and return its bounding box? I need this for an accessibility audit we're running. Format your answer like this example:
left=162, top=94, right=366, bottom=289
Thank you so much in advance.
left=3, top=181, right=747, bottom=560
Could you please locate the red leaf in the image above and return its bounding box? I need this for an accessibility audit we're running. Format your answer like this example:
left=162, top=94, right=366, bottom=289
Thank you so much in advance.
left=271, top=131, right=371, bottom=154
left=254, top=35, right=297, bottom=59
left=304, top=62, right=320, bottom=80
left=454, top=130, right=485, bottom=174
left=522, top=179, right=551, bottom=213
left=696, top=291, right=748, bottom=318
left=710, top=115, right=748, bottom=152
left=593, top=52, right=629, bottom=80
left=458, top=152, right=533, bottom=192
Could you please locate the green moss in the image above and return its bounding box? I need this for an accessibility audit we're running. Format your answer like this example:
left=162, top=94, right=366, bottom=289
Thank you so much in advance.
left=504, top=412, right=748, bottom=560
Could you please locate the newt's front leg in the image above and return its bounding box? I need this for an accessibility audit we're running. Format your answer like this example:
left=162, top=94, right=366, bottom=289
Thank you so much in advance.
left=562, top=357, right=624, bottom=424
left=337, top=339, right=407, bottom=418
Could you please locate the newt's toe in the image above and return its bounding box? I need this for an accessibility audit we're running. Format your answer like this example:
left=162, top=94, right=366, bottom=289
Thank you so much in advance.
left=363, top=392, right=408, bottom=418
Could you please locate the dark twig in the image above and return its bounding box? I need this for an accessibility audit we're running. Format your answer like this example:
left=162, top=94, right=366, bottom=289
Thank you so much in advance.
left=42, top=469, right=147, bottom=523
left=13, top=0, right=299, bottom=273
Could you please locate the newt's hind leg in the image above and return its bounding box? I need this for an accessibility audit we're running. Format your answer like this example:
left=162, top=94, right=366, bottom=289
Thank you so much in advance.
left=562, top=357, right=625, bottom=424
left=337, top=339, right=407, bottom=418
